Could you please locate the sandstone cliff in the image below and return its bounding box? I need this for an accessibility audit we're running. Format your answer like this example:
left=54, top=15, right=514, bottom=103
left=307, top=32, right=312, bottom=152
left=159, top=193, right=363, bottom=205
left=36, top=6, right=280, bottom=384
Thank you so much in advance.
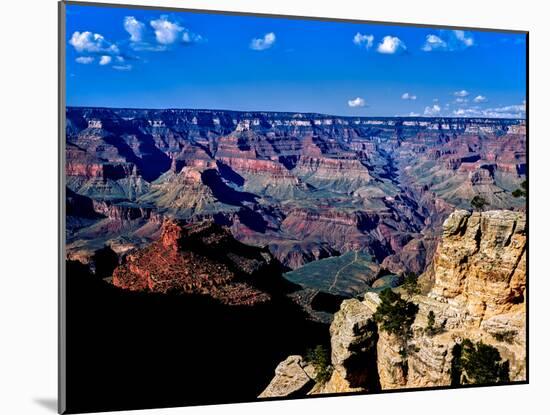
left=261, top=209, right=527, bottom=397
left=430, top=209, right=526, bottom=325
left=383, top=210, right=525, bottom=389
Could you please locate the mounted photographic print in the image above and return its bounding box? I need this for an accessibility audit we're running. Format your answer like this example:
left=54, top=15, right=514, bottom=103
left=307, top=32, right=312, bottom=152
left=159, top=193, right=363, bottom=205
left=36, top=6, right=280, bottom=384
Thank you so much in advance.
left=59, top=1, right=528, bottom=413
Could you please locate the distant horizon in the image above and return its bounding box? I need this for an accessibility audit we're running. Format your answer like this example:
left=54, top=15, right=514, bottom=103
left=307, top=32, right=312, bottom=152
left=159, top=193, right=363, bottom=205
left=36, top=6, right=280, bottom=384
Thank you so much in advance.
left=66, top=104, right=526, bottom=120
left=65, top=4, right=526, bottom=118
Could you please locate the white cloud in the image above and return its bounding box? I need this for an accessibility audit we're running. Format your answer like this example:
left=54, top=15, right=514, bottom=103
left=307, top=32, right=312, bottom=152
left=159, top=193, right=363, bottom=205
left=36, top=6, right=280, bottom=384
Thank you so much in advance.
left=377, top=36, right=406, bottom=54
left=454, top=30, right=474, bottom=47
left=473, top=95, right=488, bottom=103
left=422, top=30, right=475, bottom=52
left=408, top=112, right=420, bottom=117
left=455, top=97, right=469, bottom=104
left=75, top=56, right=94, bottom=64
left=150, top=16, right=184, bottom=45
left=124, top=16, right=145, bottom=42
left=250, top=32, right=276, bottom=51
left=127, top=16, right=202, bottom=50
left=99, top=55, right=112, bottom=65
left=353, top=33, right=374, bottom=49
left=422, top=34, right=447, bottom=52
left=182, top=30, right=203, bottom=44
left=424, top=104, right=441, bottom=116
left=72, top=16, right=206, bottom=73
left=348, top=97, right=366, bottom=107
left=454, top=90, right=470, bottom=97
left=69, top=31, right=120, bottom=55
left=401, top=92, right=417, bottom=100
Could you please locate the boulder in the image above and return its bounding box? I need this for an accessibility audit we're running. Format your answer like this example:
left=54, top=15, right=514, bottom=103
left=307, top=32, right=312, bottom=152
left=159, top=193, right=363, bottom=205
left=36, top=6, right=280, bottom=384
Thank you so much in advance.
left=258, top=355, right=315, bottom=398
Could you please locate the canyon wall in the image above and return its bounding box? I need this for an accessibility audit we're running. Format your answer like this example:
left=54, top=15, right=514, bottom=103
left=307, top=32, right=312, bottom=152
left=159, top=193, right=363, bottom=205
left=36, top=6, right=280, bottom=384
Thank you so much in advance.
left=66, top=107, right=526, bottom=274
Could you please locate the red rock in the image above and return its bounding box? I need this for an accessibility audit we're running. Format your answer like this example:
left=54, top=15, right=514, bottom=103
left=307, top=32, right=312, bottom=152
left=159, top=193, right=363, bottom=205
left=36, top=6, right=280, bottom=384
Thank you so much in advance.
left=112, top=219, right=274, bottom=306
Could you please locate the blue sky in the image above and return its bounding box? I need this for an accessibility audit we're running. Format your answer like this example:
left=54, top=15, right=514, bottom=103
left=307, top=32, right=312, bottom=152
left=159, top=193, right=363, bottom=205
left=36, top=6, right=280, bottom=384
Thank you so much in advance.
left=65, top=4, right=527, bottom=118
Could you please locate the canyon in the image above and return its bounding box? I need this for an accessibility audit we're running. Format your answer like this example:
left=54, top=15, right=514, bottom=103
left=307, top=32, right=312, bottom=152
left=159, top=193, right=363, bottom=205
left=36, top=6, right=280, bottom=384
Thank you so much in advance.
left=65, top=107, right=526, bottom=403
left=66, top=108, right=525, bottom=276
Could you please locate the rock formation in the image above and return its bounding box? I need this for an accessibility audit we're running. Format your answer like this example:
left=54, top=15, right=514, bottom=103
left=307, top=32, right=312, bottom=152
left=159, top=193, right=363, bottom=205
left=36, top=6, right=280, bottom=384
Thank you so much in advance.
left=325, top=298, right=379, bottom=391
left=66, top=107, right=526, bottom=395
left=384, top=210, right=525, bottom=389
left=430, top=210, right=526, bottom=324
left=66, top=107, right=526, bottom=274
left=258, top=356, right=317, bottom=398
left=65, top=107, right=527, bottom=406
left=262, top=209, right=526, bottom=397
left=112, top=219, right=281, bottom=306
left=407, top=209, right=527, bottom=385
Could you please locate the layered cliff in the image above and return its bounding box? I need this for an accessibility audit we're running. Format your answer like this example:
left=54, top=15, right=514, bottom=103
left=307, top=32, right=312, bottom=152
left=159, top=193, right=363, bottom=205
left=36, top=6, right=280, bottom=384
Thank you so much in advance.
left=380, top=210, right=525, bottom=389
left=67, top=107, right=526, bottom=273
left=376, top=209, right=525, bottom=389
left=260, top=209, right=527, bottom=397
left=403, top=209, right=527, bottom=386
left=429, top=210, right=526, bottom=323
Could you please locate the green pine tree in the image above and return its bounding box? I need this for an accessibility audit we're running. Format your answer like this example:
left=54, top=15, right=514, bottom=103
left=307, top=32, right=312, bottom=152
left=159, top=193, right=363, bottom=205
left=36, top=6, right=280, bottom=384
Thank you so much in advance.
left=512, top=180, right=527, bottom=198
left=451, top=339, right=510, bottom=385
left=305, top=345, right=333, bottom=384
left=373, top=288, right=419, bottom=340
left=426, top=310, right=436, bottom=335
left=470, top=195, right=488, bottom=212
left=401, top=272, right=420, bottom=299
